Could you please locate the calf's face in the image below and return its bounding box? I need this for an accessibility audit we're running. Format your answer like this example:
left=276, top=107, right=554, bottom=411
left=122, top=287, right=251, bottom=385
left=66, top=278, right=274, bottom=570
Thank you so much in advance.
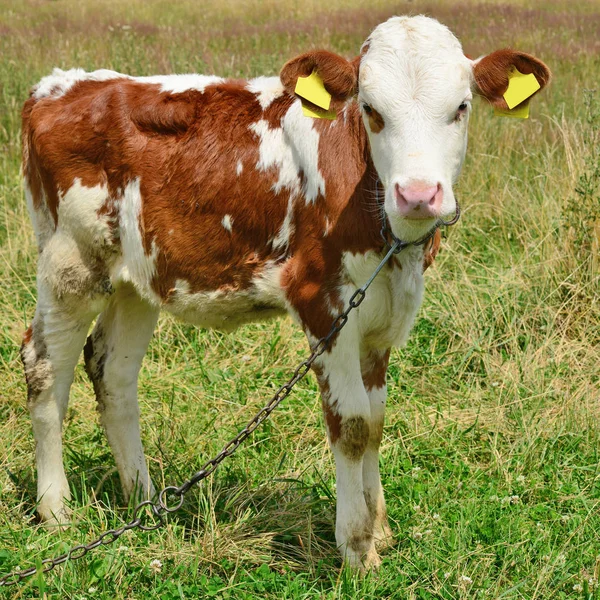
left=280, top=15, right=550, bottom=242
left=358, top=16, right=472, bottom=242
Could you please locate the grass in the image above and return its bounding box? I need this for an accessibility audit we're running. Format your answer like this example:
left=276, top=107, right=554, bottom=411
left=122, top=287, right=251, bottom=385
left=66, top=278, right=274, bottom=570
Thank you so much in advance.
left=1, top=0, right=599, bottom=598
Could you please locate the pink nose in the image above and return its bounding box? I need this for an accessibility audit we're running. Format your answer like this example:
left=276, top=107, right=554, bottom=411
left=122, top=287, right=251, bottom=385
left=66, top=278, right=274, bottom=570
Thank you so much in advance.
left=395, top=182, right=443, bottom=219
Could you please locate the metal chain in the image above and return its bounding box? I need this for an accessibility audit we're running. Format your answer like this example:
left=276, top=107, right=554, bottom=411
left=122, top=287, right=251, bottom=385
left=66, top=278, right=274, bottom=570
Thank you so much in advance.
left=0, top=206, right=460, bottom=587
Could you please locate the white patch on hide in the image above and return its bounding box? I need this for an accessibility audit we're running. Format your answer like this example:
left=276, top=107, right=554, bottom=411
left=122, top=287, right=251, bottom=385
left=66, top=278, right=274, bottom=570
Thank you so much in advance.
left=271, top=195, right=294, bottom=252
left=33, top=68, right=225, bottom=100
left=249, top=119, right=301, bottom=197
left=342, top=245, right=425, bottom=349
left=33, top=68, right=127, bottom=100
left=56, top=178, right=112, bottom=248
left=281, top=102, right=326, bottom=204
left=247, top=76, right=285, bottom=109
left=117, top=178, right=160, bottom=304
left=236, top=160, right=244, bottom=176
left=136, top=74, right=224, bottom=94
left=165, top=262, right=286, bottom=331
left=221, top=214, right=233, bottom=232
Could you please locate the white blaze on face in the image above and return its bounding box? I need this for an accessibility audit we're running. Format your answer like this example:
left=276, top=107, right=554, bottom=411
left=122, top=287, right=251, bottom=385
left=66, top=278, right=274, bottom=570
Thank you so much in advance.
left=359, top=16, right=473, bottom=241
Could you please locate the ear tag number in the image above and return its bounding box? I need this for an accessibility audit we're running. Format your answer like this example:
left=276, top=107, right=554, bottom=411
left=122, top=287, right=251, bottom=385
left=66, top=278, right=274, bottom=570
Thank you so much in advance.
left=295, top=71, right=336, bottom=120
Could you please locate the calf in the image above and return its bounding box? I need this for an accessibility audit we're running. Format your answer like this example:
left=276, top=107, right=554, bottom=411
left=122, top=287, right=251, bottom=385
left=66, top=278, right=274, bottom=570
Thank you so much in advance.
left=21, top=15, right=549, bottom=569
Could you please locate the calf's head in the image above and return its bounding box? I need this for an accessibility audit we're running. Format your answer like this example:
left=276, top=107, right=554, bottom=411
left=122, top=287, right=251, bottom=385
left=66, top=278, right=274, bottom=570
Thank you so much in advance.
left=281, top=15, right=550, bottom=242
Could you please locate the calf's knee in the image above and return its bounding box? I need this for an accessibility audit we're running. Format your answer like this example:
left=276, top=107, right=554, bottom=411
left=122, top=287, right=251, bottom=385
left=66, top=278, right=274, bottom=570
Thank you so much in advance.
left=338, top=416, right=369, bottom=460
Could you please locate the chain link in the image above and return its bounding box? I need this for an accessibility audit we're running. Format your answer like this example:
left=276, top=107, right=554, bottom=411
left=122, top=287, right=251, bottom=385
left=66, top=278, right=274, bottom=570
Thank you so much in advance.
left=0, top=208, right=459, bottom=587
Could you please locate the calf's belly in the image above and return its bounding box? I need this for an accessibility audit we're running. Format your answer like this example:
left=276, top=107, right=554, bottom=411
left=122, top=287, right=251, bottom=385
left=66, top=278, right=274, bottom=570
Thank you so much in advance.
left=162, top=284, right=287, bottom=331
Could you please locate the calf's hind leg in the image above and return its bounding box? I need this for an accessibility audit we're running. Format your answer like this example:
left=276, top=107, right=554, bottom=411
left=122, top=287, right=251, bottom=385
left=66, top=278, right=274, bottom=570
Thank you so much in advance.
left=21, top=256, right=105, bottom=524
left=84, top=283, right=159, bottom=504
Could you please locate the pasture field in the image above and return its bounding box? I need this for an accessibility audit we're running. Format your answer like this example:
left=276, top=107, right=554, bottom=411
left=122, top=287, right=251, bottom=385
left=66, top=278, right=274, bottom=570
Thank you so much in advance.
left=1, top=0, right=599, bottom=597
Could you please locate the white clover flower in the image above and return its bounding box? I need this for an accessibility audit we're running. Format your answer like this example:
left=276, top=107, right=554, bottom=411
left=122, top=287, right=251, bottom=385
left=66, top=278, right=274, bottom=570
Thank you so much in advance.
left=516, top=475, right=525, bottom=484
left=149, top=559, right=163, bottom=573
left=460, top=575, right=473, bottom=584
left=573, top=583, right=583, bottom=593
left=444, top=572, right=451, bottom=579
left=413, top=531, right=423, bottom=540
left=561, top=514, right=570, bottom=522
left=510, top=495, right=520, bottom=504
left=432, top=513, right=440, bottom=520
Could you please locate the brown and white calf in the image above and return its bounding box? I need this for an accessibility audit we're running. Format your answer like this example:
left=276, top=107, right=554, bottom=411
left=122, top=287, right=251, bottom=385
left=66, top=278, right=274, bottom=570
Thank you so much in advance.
left=21, top=16, right=549, bottom=569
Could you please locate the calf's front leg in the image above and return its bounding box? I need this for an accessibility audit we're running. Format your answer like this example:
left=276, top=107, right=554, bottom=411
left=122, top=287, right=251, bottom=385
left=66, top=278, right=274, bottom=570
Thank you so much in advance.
left=312, top=328, right=381, bottom=570
left=361, top=348, right=393, bottom=551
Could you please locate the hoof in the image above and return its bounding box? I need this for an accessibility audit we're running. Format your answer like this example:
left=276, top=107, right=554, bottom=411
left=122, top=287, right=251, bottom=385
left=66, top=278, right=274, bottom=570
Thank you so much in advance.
left=342, top=541, right=382, bottom=572
left=374, top=521, right=394, bottom=552
left=38, top=504, right=72, bottom=530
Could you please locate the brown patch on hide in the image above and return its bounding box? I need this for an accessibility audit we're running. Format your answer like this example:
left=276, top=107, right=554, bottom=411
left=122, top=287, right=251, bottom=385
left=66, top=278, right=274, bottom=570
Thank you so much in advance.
left=367, top=107, right=384, bottom=134
left=361, top=349, right=390, bottom=391
left=339, top=416, right=369, bottom=461
left=423, top=228, right=442, bottom=272
left=280, top=104, right=384, bottom=340
left=23, top=325, right=33, bottom=346
left=323, top=401, right=342, bottom=444
left=20, top=320, right=51, bottom=402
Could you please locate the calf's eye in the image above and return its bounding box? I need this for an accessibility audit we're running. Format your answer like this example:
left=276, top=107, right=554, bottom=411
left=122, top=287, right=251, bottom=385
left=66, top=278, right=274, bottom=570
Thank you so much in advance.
left=362, top=103, right=373, bottom=115
left=455, top=102, right=469, bottom=122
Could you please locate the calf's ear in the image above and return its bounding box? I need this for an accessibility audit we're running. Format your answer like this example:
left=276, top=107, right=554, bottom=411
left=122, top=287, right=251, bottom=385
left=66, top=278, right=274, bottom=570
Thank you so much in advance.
left=473, top=49, right=551, bottom=109
left=280, top=50, right=358, bottom=102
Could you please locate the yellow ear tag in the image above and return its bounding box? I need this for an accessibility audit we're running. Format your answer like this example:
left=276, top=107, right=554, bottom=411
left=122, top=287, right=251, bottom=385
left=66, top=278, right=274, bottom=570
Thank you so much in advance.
left=494, top=100, right=530, bottom=119
left=503, top=67, right=540, bottom=109
left=295, top=71, right=331, bottom=109
left=295, top=71, right=336, bottom=119
left=301, top=103, right=337, bottom=120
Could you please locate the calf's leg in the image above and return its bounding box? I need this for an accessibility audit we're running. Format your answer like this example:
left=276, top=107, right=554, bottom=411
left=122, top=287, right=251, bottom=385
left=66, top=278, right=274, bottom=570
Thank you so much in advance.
left=313, top=328, right=380, bottom=570
left=84, top=283, right=159, bottom=503
left=361, top=348, right=393, bottom=550
left=21, top=238, right=107, bottom=524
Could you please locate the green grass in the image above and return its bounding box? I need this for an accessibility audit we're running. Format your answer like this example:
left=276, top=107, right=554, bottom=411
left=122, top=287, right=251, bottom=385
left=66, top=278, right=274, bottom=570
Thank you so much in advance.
left=1, top=0, right=600, bottom=598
